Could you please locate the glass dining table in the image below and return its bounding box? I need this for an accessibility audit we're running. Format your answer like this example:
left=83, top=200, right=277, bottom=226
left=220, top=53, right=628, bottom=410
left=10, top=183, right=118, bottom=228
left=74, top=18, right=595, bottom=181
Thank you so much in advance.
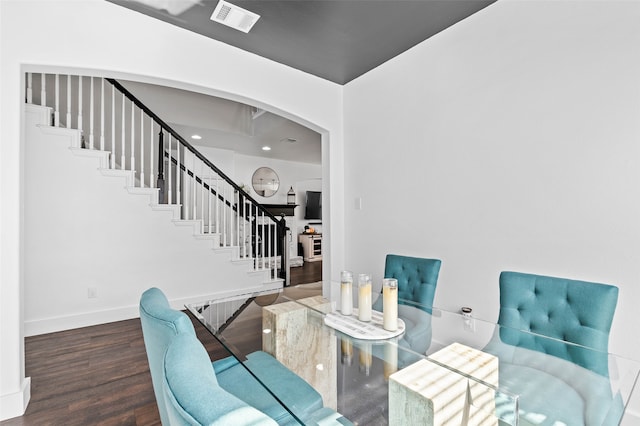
left=185, top=288, right=640, bottom=426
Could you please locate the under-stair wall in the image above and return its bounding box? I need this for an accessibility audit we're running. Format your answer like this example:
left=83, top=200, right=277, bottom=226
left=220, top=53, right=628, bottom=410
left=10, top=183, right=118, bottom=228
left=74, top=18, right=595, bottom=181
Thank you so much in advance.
left=23, top=103, right=281, bottom=336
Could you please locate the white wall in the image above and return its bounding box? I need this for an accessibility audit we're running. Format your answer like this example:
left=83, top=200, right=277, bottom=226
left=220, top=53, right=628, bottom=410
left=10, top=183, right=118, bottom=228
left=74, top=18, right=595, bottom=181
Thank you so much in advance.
left=0, top=0, right=344, bottom=419
left=24, top=104, right=278, bottom=335
left=344, top=0, right=640, bottom=418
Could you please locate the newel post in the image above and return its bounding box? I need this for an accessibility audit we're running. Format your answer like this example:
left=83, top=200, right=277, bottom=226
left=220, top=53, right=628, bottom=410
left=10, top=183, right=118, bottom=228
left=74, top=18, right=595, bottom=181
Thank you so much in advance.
left=279, top=215, right=290, bottom=285
left=157, top=130, right=165, bottom=204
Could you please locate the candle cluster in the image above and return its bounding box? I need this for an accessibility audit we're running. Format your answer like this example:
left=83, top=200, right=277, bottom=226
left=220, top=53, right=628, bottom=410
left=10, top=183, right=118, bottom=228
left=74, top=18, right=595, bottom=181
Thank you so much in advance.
left=339, top=271, right=398, bottom=331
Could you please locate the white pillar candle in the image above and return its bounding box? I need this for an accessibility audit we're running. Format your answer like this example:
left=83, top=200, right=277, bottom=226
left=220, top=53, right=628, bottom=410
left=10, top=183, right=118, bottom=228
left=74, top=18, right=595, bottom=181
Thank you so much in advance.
left=340, top=271, right=353, bottom=315
left=358, top=273, right=372, bottom=322
left=383, top=278, right=398, bottom=331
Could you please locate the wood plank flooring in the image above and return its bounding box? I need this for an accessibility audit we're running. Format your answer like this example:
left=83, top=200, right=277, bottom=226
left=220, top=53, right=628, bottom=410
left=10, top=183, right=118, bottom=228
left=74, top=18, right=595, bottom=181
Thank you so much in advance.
left=290, top=260, right=322, bottom=286
left=1, top=278, right=321, bottom=426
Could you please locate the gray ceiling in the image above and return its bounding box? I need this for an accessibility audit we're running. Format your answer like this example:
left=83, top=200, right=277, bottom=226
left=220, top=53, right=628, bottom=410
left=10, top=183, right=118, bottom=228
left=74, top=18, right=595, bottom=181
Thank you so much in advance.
left=108, top=0, right=496, bottom=85
left=107, top=0, right=497, bottom=164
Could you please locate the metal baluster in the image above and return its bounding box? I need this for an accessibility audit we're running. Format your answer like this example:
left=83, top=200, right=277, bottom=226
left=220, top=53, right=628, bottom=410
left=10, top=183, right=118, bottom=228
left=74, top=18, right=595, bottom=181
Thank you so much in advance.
left=26, top=73, right=33, bottom=104
left=89, top=77, right=95, bottom=150
left=111, top=85, right=116, bottom=169
left=140, top=110, right=145, bottom=188
left=41, top=73, right=47, bottom=107
left=54, top=74, right=60, bottom=126
left=100, top=79, right=105, bottom=151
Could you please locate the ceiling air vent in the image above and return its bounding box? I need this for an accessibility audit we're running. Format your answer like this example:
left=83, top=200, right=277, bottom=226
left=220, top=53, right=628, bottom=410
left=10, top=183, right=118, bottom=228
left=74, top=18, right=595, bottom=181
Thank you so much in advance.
left=210, top=0, right=260, bottom=33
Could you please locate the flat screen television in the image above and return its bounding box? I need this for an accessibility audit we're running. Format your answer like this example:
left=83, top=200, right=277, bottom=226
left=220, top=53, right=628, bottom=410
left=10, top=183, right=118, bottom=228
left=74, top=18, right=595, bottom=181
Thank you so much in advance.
left=304, top=191, right=322, bottom=220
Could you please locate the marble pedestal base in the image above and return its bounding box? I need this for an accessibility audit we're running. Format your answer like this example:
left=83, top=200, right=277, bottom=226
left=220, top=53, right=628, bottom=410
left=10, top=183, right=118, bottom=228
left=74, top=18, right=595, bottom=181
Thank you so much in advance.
left=262, top=296, right=337, bottom=409
left=389, top=342, right=499, bottom=426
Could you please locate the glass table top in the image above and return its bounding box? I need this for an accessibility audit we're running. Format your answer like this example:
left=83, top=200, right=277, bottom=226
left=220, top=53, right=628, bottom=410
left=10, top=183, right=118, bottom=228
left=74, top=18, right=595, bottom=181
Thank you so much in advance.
left=186, top=289, right=640, bottom=426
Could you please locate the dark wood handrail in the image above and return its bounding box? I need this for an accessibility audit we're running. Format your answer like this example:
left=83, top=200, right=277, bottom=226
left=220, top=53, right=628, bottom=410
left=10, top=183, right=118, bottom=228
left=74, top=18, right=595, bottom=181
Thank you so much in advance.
left=105, top=78, right=286, bottom=227
left=106, top=78, right=288, bottom=282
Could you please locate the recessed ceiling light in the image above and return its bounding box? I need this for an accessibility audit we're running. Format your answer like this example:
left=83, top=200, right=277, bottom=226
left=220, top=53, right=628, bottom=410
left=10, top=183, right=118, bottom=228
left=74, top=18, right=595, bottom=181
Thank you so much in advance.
left=210, top=0, right=260, bottom=33
left=191, top=134, right=202, bottom=140
left=262, top=146, right=271, bottom=151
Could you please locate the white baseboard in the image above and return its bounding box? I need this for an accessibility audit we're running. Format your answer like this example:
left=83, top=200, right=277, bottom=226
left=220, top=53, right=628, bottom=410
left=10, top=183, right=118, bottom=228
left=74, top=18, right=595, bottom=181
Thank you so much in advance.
left=0, top=377, right=31, bottom=421
left=24, top=284, right=282, bottom=336
left=25, top=306, right=140, bottom=337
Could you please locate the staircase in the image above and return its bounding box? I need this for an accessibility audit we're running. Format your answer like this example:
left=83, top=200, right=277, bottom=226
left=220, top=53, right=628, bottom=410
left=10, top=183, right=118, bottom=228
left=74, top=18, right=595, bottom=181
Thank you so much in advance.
left=24, top=72, right=290, bottom=307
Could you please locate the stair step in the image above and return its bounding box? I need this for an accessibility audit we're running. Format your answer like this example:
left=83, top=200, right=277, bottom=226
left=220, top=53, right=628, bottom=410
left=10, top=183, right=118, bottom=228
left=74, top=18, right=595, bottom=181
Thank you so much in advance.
left=99, top=168, right=135, bottom=186
left=69, top=147, right=110, bottom=169
left=126, top=186, right=159, bottom=196
left=232, top=258, right=254, bottom=266
left=37, top=124, right=83, bottom=149
left=260, top=279, right=285, bottom=293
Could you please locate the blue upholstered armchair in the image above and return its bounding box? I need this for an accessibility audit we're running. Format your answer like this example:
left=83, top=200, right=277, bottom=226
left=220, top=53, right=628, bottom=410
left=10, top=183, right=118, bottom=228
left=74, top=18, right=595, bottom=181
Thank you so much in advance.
left=371, top=255, right=441, bottom=360
left=483, top=271, right=622, bottom=426
left=163, top=333, right=278, bottom=425
left=139, top=287, right=347, bottom=425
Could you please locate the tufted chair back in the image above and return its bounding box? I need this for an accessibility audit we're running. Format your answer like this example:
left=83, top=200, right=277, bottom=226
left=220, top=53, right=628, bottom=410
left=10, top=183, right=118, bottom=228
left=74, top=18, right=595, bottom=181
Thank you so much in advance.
left=497, top=271, right=618, bottom=376
left=139, top=287, right=196, bottom=425
left=384, top=254, right=441, bottom=312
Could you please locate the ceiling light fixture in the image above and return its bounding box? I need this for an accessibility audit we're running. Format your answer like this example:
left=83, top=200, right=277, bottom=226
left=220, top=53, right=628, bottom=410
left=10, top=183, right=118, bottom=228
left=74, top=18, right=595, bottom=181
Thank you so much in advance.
left=281, top=137, right=297, bottom=143
left=210, top=0, right=260, bottom=33
left=191, top=134, right=202, bottom=140
left=262, top=146, right=271, bottom=151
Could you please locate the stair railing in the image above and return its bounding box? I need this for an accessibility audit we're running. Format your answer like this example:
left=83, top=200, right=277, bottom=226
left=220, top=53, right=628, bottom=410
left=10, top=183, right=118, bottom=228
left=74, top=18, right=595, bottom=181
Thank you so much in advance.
left=25, top=72, right=289, bottom=285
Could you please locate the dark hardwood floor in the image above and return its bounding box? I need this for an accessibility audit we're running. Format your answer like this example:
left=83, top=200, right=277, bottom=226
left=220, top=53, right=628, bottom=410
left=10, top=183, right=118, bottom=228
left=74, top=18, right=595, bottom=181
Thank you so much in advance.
left=290, top=260, right=322, bottom=286
left=1, top=270, right=321, bottom=426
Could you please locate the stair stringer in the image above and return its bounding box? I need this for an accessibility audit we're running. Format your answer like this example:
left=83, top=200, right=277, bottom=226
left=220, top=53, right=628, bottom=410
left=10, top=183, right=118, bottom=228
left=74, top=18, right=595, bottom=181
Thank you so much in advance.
left=23, top=104, right=281, bottom=336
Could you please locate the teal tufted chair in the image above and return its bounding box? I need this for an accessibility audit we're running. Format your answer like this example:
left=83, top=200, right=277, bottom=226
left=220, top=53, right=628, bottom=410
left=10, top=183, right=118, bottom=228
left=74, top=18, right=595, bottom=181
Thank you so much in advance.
left=163, top=333, right=278, bottom=426
left=371, top=255, right=441, bottom=362
left=140, top=287, right=350, bottom=425
left=497, top=271, right=618, bottom=376
left=373, top=254, right=441, bottom=313
left=140, top=287, right=196, bottom=426
left=484, top=271, right=622, bottom=425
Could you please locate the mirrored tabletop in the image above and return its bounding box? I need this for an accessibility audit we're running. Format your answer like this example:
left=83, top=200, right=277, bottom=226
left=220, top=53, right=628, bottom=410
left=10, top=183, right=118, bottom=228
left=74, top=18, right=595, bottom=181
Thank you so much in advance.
left=186, top=289, right=640, bottom=425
